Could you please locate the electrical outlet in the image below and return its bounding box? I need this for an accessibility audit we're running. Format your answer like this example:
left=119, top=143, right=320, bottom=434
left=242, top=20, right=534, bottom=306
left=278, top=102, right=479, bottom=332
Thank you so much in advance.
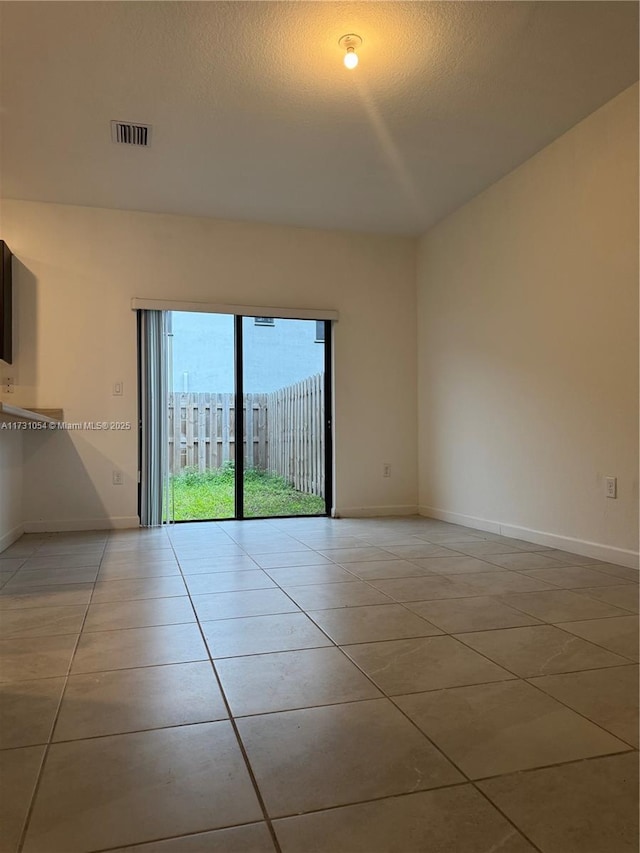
left=605, top=476, right=617, bottom=499
left=3, top=376, right=14, bottom=394
left=113, top=381, right=123, bottom=396
left=383, top=463, right=391, bottom=478
left=112, top=470, right=123, bottom=486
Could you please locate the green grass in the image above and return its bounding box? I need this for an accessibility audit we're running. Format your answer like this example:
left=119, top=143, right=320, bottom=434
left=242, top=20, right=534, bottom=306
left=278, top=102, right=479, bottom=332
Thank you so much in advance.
left=169, top=463, right=325, bottom=520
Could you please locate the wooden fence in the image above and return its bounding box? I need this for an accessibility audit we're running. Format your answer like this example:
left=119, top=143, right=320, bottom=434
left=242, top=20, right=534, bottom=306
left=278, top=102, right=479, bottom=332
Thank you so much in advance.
left=168, top=374, right=324, bottom=496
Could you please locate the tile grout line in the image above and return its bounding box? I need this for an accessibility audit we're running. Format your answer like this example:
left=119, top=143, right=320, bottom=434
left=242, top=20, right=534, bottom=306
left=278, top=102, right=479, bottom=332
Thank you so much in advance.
left=84, top=741, right=638, bottom=846
left=3, top=522, right=638, bottom=851
left=185, top=529, right=545, bottom=851
left=3, top=656, right=635, bottom=756
left=216, top=525, right=553, bottom=850
left=520, top=676, right=639, bottom=752
left=244, top=531, right=638, bottom=843
left=285, top=576, right=548, bottom=851
left=166, top=529, right=285, bottom=853
left=15, top=537, right=108, bottom=853
left=531, top=621, right=639, bottom=665
left=88, top=818, right=271, bottom=853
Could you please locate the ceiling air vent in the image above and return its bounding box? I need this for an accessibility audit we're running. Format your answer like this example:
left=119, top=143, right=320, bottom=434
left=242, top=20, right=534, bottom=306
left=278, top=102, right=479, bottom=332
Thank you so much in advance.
left=110, top=121, right=152, bottom=147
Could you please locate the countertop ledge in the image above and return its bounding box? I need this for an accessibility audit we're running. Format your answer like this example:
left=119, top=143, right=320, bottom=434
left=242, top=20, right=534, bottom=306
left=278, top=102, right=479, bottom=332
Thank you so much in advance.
left=0, top=403, right=64, bottom=424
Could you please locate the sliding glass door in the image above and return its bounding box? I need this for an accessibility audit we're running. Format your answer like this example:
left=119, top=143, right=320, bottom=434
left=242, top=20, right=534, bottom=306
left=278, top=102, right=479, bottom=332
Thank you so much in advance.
left=241, top=317, right=329, bottom=518
left=143, top=310, right=332, bottom=523
left=168, top=312, right=236, bottom=520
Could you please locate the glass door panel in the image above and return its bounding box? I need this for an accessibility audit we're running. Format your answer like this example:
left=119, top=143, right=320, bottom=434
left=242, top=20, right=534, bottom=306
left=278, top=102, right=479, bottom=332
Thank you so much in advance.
left=169, top=311, right=236, bottom=520
left=241, top=317, right=327, bottom=518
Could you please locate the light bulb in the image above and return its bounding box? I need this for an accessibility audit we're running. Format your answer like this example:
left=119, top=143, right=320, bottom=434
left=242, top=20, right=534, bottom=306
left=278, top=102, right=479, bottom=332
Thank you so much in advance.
left=344, top=48, right=358, bottom=69
left=339, top=34, right=362, bottom=70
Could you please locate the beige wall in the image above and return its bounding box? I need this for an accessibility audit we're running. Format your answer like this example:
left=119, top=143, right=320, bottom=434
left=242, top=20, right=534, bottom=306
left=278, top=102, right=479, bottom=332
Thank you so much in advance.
left=0, top=431, right=23, bottom=549
left=417, top=83, right=639, bottom=565
left=1, top=85, right=637, bottom=566
left=0, top=201, right=418, bottom=529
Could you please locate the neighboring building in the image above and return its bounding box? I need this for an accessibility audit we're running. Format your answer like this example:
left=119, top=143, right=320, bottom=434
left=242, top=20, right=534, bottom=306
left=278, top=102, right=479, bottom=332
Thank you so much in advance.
left=170, top=312, right=325, bottom=393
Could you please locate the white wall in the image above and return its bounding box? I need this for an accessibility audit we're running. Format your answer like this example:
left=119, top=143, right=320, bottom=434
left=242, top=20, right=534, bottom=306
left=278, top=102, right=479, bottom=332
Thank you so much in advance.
left=2, top=85, right=636, bottom=561
left=417, top=83, right=639, bottom=566
left=0, top=202, right=418, bottom=529
left=0, top=431, right=24, bottom=550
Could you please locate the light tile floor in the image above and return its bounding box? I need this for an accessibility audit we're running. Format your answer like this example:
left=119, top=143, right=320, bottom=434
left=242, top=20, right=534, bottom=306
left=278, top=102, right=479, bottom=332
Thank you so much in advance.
left=0, top=516, right=638, bottom=853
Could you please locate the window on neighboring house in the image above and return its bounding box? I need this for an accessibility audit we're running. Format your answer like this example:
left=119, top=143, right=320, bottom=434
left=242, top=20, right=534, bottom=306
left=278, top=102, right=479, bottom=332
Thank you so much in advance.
left=315, top=320, right=325, bottom=343
left=254, top=317, right=275, bottom=326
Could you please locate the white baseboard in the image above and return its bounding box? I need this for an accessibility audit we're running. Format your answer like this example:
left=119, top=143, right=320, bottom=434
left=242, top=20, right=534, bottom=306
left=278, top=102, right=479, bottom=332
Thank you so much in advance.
left=333, top=505, right=419, bottom=519
left=419, top=505, right=639, bottom=569
left=24, top=516, right=140, bottom=534
left=0, top=523, right=25, bottom=554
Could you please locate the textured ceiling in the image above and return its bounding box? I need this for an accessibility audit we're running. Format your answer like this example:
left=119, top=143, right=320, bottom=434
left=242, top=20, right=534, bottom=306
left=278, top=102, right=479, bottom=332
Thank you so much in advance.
left=1, top=1, right=638, bottom=234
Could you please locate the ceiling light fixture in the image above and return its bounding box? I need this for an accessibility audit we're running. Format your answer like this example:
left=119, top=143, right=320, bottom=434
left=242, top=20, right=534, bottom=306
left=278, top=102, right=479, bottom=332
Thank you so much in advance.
left=339, top=34, right=362, bottom=70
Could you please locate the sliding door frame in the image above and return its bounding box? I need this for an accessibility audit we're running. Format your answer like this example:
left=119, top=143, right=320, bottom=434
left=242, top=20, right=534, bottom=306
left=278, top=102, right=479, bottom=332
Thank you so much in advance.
left=234, top=315, right=333, bottom=520
left=136, top=310, right=143, bottom=522
left=322, top=319, right=333, bottom=519
left=138, top=311, right=334, bottom=523
left=234, top=315, right=245, bottom=520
